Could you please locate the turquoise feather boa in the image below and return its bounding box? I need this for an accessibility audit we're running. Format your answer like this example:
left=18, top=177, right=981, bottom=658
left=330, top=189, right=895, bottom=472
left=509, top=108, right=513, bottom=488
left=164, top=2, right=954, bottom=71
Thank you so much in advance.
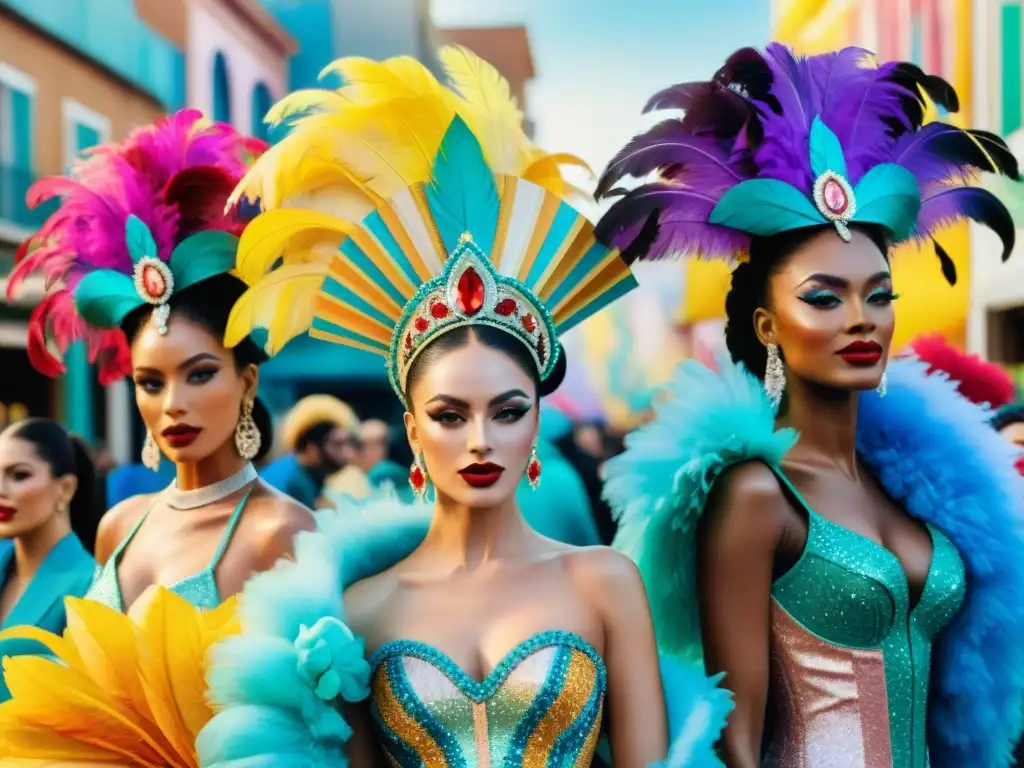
left=606, top=356, right=1024, bottom=767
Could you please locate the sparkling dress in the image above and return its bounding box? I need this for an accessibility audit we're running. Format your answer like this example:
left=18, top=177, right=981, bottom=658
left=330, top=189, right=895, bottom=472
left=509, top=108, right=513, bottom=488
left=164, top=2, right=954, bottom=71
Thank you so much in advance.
left=368, top=630, right=606, bottom=767
left=764, top=470, right=966, bottom=768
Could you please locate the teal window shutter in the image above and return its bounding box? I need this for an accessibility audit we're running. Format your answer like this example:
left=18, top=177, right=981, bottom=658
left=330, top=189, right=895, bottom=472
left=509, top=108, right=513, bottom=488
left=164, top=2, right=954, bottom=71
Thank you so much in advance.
left=10, top=88, right=31, bottom=170
left=1003, top=3, right=1023, bottom=135
left=75, top=122, right=101, bottom=154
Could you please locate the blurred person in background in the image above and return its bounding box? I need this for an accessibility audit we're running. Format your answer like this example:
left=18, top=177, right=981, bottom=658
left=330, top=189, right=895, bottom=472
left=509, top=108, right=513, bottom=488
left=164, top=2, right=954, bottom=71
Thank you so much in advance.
left=993, top=403, right=1024, bottom=450
left=0, top=419, right=97, bottom=701
left=3, top=111, right=315, bottom=621
left=359, top=418, right=412, bottom=501
left=263, top=394, right=367, bottom=507
left=518, top=403, right=601, bottom=546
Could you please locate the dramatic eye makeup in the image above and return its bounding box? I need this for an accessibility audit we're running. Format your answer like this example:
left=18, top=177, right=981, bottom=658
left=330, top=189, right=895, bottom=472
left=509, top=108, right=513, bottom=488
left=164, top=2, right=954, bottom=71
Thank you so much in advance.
left=798, top=288, right=842, bottom=308
left=866, top=287, right=900, bottom=305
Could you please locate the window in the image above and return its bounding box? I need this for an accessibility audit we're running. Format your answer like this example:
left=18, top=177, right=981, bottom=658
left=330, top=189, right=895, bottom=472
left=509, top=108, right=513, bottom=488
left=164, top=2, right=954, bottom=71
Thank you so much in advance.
left=213, top=52, right=232, bottom=124
left=62, top=98, right=111, bottom=168
left=251, top=81, right=273, bottom=142
left=0, top=63, right=36, bottom=228
left=1002, top=2, right=1022, bottom=135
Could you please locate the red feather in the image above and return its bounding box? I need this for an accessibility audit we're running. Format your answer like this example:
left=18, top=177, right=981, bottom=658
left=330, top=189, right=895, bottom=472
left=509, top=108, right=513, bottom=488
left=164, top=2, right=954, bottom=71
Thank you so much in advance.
left=164, top=166, right=240, bottom=239
left=905, top=334, right=1016, bottom=408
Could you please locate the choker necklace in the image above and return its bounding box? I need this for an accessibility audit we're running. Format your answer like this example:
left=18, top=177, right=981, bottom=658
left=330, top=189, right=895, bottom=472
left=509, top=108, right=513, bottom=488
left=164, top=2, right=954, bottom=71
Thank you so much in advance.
left=165, top=463, right=259, bottom=510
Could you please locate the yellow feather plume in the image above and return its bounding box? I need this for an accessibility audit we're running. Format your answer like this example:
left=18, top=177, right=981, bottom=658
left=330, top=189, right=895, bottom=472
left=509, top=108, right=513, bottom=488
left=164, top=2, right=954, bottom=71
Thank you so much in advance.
left=0, top=590, right=239, bottom=767
left=225, top=46, right=591, bottom=354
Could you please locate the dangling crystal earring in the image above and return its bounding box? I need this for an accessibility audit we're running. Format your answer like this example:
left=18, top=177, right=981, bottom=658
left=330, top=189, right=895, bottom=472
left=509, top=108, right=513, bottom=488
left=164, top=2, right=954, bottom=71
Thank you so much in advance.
left=877, top=369, right=887, bottom=398
left=409, top=453, right=428, bottom=501
left=142, top=430, right=161, bottom=471
left=764, top=343, right=786, bottom=408
left=527, top=444, right=542, bottom=490
left=234, top=399, right=261, bottom=460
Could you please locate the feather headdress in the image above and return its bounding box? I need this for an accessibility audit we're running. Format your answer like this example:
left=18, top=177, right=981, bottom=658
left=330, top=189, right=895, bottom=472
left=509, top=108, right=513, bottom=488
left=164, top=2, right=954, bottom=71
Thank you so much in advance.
left=224, top=46, right=637, bottom=404
left=595, top=44, right=1018, bottom=283
left=5, top=110, right=267, bottom=384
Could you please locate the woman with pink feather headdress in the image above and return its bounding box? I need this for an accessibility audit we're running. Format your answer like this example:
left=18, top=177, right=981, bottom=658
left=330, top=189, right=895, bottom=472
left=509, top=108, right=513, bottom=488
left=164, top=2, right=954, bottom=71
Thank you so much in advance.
left=4, top=109, right=316, bottom=623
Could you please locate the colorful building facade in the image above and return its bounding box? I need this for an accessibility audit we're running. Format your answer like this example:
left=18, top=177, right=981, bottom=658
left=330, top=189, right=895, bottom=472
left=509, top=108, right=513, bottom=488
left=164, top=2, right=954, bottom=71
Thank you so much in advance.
left=967, top=0, right=1024, bottom=384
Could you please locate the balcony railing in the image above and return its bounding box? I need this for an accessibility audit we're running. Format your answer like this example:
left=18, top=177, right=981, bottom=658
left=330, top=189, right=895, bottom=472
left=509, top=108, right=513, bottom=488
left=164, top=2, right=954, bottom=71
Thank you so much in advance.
left=0, top=165, right=56, bottom=234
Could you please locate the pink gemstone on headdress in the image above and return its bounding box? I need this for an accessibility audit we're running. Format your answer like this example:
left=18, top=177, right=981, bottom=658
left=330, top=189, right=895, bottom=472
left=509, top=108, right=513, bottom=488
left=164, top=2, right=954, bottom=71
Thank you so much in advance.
left=456, top=267, right=485, bottom=315
left=495, top=298, right=517, bottom=316
left=823, top=178, right=848, bottom=214
left=430, top=302, right=450, bottom=319
left=141, top=264, right=166, bottom=298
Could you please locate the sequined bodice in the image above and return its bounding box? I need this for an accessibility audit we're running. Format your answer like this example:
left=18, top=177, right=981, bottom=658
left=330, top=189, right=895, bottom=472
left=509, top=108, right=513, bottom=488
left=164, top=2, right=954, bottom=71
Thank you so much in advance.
left=87, top=490, right=251, bottom=613
left=765, top=470, right=966, bottom=768
left=368, top=631, right=607, bottom=767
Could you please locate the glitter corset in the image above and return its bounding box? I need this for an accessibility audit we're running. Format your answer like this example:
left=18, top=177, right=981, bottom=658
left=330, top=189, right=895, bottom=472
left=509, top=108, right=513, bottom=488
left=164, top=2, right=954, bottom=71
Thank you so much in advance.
left=87, top=490, right=252, bottom=613
left=764, top=469, right=966, bottom=768
left=367, top=630, right=607, bottom=767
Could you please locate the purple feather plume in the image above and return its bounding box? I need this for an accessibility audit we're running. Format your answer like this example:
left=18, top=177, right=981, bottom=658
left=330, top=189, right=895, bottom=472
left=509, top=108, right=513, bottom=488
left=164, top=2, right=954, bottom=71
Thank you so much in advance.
left=595, top=42, right=1017, bottom=278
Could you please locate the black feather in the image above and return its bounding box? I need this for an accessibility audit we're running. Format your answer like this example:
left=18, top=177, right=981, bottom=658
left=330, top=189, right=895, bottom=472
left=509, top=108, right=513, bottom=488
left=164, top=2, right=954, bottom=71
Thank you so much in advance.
left=620, top=212, right=661, bottom=265
left=969, top=130, right=1021, bottom=180
left=933, top=239, right=957, bottom=285
left=888, top=61, right=960, bottom=113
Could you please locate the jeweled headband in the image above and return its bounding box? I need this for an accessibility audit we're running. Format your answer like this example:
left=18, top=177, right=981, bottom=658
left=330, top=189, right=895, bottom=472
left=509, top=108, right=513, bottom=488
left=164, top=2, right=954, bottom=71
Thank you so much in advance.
left=595, top=44, right=1018, bottom=283
left=225, top=47, right=637, bottom=405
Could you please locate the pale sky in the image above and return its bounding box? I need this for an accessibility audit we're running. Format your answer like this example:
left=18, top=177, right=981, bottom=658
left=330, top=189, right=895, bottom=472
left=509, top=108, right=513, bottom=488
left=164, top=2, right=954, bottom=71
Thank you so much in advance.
left=431, top=0, right=771, bottom=215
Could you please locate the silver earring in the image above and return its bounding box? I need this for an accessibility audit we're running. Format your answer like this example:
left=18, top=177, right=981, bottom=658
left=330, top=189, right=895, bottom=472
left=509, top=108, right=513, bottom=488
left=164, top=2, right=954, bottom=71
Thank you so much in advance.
left=234, top=399, right=261, bottom=461
left=877, top=369, right=887, bottom=398
left=142, top=430, right=162, bottom=471
left=764, top=343, right=786, bottom=408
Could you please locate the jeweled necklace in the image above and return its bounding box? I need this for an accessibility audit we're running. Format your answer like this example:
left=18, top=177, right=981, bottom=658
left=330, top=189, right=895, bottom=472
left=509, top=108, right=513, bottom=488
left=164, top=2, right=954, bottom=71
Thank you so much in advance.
left=165, top=463, right=258, bottom=510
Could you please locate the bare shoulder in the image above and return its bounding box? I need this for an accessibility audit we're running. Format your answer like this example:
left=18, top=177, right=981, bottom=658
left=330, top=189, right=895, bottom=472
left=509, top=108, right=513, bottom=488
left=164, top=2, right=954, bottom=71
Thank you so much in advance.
left=94, top=493, right=157, bottom=563
left=343, top=566, right=400, bottom=639
left=559, top=545, right=647, bottom=613
left=702, top=460, right=791, bottom=547
left=246, top=482, right=318, bottom=568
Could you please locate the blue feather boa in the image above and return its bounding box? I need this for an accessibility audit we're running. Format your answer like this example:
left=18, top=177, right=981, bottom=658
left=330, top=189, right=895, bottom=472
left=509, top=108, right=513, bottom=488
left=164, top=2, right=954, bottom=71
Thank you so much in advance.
left=607, top=356, right=1024, bottom=768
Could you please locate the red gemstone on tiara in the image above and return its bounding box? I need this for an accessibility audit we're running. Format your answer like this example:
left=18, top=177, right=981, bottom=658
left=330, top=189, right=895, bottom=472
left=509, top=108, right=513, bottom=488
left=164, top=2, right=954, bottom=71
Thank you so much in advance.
left=495, top=298, right=517, bottom=316
left=521, top=314, right=537, bottom=333
left=455, top=267, right=485, bottom=315
left=141, top=264, right=166, bottom=298
left=537, top=334, right=547, bottom=365
left=414, top=316, right=429, bottom=332
left=823, top=178, right=848, bottom=214
left=405, top=332, right=414, bottom=349
left=430, top=302, right=450, bottom=319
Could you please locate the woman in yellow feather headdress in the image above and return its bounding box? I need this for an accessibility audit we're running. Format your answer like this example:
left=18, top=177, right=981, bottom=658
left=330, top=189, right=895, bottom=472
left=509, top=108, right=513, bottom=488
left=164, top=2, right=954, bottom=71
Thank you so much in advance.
left=0, top=48, right=730, bottom=768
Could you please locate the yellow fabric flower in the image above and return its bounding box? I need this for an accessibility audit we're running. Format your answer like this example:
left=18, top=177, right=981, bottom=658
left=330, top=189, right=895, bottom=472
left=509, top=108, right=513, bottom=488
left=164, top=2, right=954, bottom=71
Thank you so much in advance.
left=0, top=589, right=239, bottom=767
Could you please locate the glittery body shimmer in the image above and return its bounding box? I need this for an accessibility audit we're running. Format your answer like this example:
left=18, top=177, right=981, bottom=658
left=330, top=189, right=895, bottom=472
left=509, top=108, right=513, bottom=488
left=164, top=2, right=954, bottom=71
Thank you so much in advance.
left=368, top=630, right=606, bottom=767
left=764, top=471, right=966, bottom=768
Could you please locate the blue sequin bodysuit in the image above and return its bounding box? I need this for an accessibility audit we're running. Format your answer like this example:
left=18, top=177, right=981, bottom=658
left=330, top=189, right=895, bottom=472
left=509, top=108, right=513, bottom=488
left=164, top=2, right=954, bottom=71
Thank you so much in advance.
left=368, top=630, right=607, bottom=767
left=765, top=469, right=966, bottom=768
left=87, top=490, right=252, bottom=612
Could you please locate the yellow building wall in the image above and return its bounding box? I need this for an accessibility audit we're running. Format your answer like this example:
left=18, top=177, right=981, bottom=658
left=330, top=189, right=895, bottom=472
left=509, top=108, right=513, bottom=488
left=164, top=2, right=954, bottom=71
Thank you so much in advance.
left=679, top=0, right=974, bottom=351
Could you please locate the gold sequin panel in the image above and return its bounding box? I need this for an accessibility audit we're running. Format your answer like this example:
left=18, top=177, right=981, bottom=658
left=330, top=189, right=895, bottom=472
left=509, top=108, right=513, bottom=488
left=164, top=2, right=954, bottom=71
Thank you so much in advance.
left=370, top=636, right=607, bottom=767
left=763, top=600, right=893, bottom=768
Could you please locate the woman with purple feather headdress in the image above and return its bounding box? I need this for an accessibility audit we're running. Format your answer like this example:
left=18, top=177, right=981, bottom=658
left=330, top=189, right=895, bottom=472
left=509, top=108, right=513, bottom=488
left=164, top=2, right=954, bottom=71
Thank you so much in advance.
left=598, top=45, right=1024, bottom=767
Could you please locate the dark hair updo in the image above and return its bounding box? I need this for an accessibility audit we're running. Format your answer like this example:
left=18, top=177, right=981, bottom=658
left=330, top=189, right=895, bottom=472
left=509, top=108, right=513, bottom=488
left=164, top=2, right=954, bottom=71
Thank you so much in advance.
left=725, top=224, right=891, bottom=379
left=120, top=273, right=274, bottom=462
left=404, top=324, right=567, bottom=405
left=992, top=403, right=1024, bottom=432
left=9, top=418, right=98, bottom=552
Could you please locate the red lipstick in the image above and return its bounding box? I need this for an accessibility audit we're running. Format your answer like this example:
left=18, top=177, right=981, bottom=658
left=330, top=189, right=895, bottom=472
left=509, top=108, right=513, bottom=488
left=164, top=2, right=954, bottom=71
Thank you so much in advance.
left=162, top=424, right=203, bottom=448
left=458, top=462, right=505, bottom=488
left=836, top=340, right=883, bottom=366
left=0, top=505, right=16, bottom=522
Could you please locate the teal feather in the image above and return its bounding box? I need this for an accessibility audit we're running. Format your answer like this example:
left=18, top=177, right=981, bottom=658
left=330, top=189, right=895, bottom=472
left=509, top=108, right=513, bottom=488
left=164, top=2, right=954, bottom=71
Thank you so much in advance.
left=425, top=116, right=500, bottom=257
left=73, top=270, right=143, bottom=328
left=125, top=214, right=158, bottom=264
left=607, top=356, right=797, bottom=660
left=808, top=116, right=848, bottom=179
left=198, top=496, right=431, bottom=768
left=708, top=178, right=824, bottom=236
left=660, top=657, right=734, bottom=768
left=167, top=230, right=240, bottom=292
left=852, top=163, right=921, bottom=241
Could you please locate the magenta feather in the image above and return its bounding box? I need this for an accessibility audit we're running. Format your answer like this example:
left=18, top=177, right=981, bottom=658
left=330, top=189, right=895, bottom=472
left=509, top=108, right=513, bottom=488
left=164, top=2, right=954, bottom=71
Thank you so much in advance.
left=7, top=109, right=264, bottom=382
left=595, top=42, right=1017, bottom=279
